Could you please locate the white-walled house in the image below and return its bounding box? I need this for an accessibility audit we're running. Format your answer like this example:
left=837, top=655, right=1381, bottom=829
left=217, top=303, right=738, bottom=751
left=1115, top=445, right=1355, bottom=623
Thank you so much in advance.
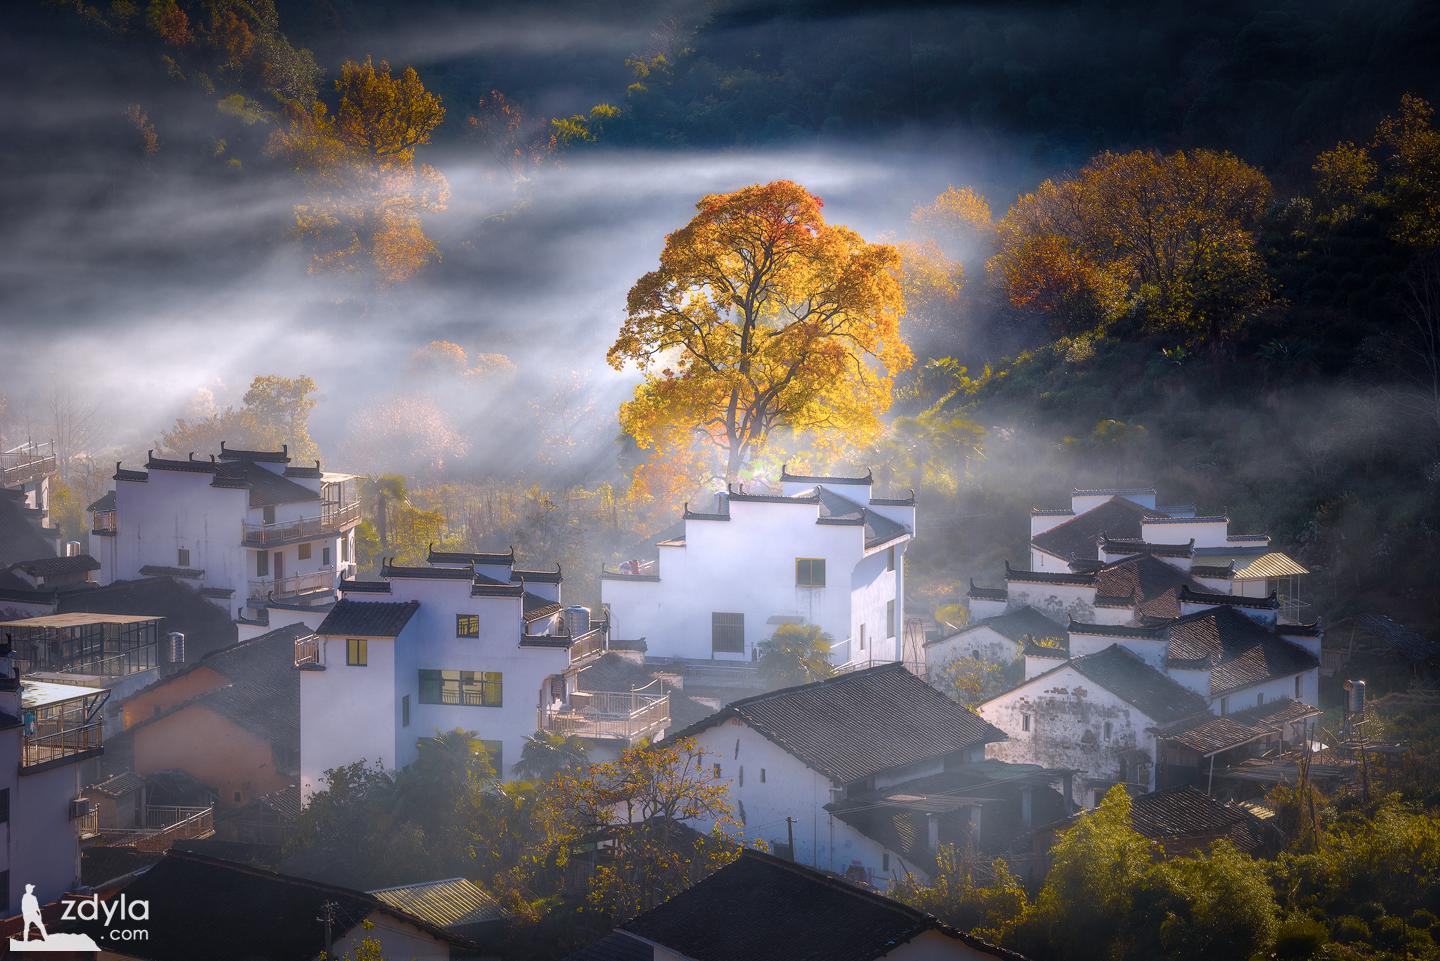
left=966, top=486, right=1323, bottom=807
left=661, top=664, right=1067, bottom=888
left=601, top=468, right=914, bottom=667
left=573, top=849, right=1025, bottom=961
left=298, top=551, right=669, bottom=798
left=0, top=648, right=108, bottom=917
left=87, top=444, right=361, bottom=640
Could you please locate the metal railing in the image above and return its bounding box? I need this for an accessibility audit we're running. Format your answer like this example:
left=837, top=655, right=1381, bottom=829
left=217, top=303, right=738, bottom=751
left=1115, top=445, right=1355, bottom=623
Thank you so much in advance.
left=568, top=627, right=607, bottom=663
left=294, top=635, right=321, bottom=668
left=24, top=719, right=103, bottom=766
left=249, top=567, right=336, bottom=602
left=98, top=806, right=214, bottom=853
left=602, top=559, right=659, bottom=577
left=242, top=501, right=361, bottom=547
left=76, top=807, right=99, bottom=838
left=540, top=684, right=670, bottom=742
left=1, top=440, right=57, bottom=486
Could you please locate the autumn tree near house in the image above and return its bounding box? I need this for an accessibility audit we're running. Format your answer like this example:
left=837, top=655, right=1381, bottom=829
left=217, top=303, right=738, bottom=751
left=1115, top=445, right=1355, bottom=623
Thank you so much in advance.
left=157, top=374, right=321, bottom=462
left=989, top=148, right=1273, bottom=356
left=268, top=56, right=448, bottom=283
left=934, top=655, right=1009, bottom=708
left=533, top=737, right=743, bottom=922
left=892, top=844, right=1029, bottom=936
left=756, top=623, right=834, bottom=689
left=609, top=180, right=911, bottom=493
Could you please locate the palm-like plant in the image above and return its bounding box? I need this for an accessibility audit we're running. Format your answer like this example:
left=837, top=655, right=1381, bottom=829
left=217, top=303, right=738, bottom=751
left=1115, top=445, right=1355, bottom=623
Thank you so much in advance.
left=512, top=730, right=589, bottom=781
left=757, top=623, right=834, bottom=689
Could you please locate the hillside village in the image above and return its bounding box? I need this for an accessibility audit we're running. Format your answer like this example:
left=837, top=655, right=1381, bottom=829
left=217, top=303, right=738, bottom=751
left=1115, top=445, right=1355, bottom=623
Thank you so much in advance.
left=0, top=439, right=1420, bottom=961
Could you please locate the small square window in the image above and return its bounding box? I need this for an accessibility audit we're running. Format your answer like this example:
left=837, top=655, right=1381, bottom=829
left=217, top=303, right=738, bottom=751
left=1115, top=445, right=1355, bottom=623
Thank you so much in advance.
left=738, top=766, right=744, bottom=788
left=298, top=542, right=312, bottom=561
left=177, top=548, right=190, bottom=567
left=346, top=638, right=367, bottom=666
left=795, top=557, right=826, bottom=588
left=456, top=614, right=480, bottom=638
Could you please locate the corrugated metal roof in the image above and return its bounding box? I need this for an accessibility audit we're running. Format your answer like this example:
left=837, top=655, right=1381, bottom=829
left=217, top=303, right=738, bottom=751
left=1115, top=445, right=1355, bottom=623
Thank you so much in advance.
left=1234, top=552, right=1308, bottom=579
left=369, top=878, right=504, bottom=928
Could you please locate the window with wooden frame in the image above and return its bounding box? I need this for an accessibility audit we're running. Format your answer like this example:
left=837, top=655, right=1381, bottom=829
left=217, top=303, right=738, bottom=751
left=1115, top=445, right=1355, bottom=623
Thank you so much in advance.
left=346, top=638, right=367, bottom=666
left=418, top=669, right=503, bottom=707
left=795, top=557, right=826, bottom=588
left=298, top=542, right=312, bottom=561
left=456, top=614, right=480, bottom=638
left=711, top=612, right=745, bottom=654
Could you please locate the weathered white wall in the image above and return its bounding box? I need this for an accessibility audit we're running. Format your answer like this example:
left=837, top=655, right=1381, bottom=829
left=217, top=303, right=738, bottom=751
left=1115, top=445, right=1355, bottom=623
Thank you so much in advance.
left=331, top=911, right=453, bottom=961
left=1005, top=581, right=1096, bottom=624
left=926, top=625, right=1016, bottom=665
left=300, top=633, right=398, bottom=798
left=1141, top=518, right=1228, bottom=548
left=979, top=665, right=1159, bottom=806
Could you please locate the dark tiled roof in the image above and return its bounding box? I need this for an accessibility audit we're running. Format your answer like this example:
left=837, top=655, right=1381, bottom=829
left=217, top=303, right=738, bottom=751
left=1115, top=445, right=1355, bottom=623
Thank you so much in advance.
left=1178, top=585, right=1279, bottom=611
left=1094, top=554, right=1206, bottom=619
left=115, top=465, right=148, bottom=482
left=338, top=579, right=392, bottom=593
left=1190, top=564, right=1236, bottom=579
left=87, top=490, right=116, bottom=512
left=140, top=564, right=204, bottom=579
left=512, top=564, right=562, bottom=583
left=727, top=487, right=820, bottom=505
left=1277, top=622, right=1322, bottom=637
left=428, top=546, right=514, bottom=565
left=939, top=606, right=1065, bottom=646
left=815, top=488, right=908, bottom=548
left=1099, top=535, right=1194, bottom=559
left=0, top=494, right=58, bottom=567
left=968, top=579, right=1007, bottom=602
left=58, top=576, right=237, bottom=664
left=218, top=442, right=291, bottom=463
left=146, top=453, right=219, bottom=473
left=1031, top=496, right=1158, bottom=563
left=1225, top=697, right=1322, bottom=727
left=1145, top=514, right=1227, bottom=525
left=1159, top=714, right=1273, bottom=755
left=1065, top=645, right=1210, bottom=723
left=226, top=461, right=317, bottom=508
left=780, top=465, right=874, bottom=486
left=317, top=599, right=419, bottom=637
left=618, top=849, right=1022, bottom=961
left=381, top=561, right=475, bottom=580
left=283, top=463, right=323, bottom=479
left=1165, top=607, right=1319, bottom=697
left=1127, top=786, right=1270, bottom=853
left=666, top=664, right=1004, bottom=784
left=1073, top=487, right=1157, bottom=497
left=70, top=849, right=473, bottom=959
left=88, top=770, right=147, bottom=798
left=1004, top=562, right=1094, bottom=586
left=567, top=932, right=654, bottom=961
left=9, top=554, right=100, bottom=577
left=870, top=492, right=916, bottom=506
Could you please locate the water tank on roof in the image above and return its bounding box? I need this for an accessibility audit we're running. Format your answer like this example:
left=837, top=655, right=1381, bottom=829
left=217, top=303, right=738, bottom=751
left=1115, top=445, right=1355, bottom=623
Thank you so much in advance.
left=168, top=632, right=186, bottom=663
left=1344, top=678, right=1366, bottom=717
left=65, top=540, right=80, bottom=557
left=562, top=606, right=591, bottom=637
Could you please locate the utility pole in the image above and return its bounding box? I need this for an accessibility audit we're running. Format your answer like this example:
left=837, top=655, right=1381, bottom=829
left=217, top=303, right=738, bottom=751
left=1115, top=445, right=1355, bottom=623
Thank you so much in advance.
left=318, top=900, right=337, bottom=957
left=785, top=816, right=795, bottom=861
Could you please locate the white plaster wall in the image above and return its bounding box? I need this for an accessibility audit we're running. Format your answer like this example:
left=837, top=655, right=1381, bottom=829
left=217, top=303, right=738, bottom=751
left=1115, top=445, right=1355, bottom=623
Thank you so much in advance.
left=1072, top=492, right=1155, bottom=514
left=1065, top=632, right=1168, bottom=670
left=1030, top=513, right=1073, bottom=537
left=300, top=633, right=398, bottom=798
left=1179, top=599, right=1276, bottom=627
left=979, top=666, right=1159, bottom=805
left=6, top=741, right=84, bottom=912
left=926, top=625, right=1016, bottom=666
left=965, top=596, right=1006, bottom=621
left=1006, top=582, right=1097, bottom=624
left=1028, top=548, right=1076, bottom=573
left=603, top=495, right=900, bottom=665
left=113, top=471, right=250, bottom=604
left=1141, top=519, right=1228, bottom=548
left=1211, top=668, right=1318, bottom=715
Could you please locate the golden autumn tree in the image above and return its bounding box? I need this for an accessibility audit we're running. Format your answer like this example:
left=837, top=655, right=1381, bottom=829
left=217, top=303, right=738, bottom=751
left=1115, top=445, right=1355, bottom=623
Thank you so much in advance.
left=269, top=56, right=448, bottom=283
left=609, top=180, right=911, bottom=492
left=989, top=148, right=1273, bottom=350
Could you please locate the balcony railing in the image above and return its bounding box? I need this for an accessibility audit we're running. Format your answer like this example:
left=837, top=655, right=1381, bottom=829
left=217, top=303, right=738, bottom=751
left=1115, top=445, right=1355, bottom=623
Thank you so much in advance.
left=242, top=501, right=361, bottom=547
left=24, top=719, right=103, bottom=767
left=602, top=559, right=659, bottom=578
left=1, top=441, right=57, bottom=487
left=95, top=806, right=214, bottom=853
left=540, top=685, right=670, bottom=742
left=568, top=627, right=607, bottom=663
left=294, top=634, right=321, bottom=668
left=92, top=510, right=118, bottom=534
left=249, top=567, right=337, bottom=603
